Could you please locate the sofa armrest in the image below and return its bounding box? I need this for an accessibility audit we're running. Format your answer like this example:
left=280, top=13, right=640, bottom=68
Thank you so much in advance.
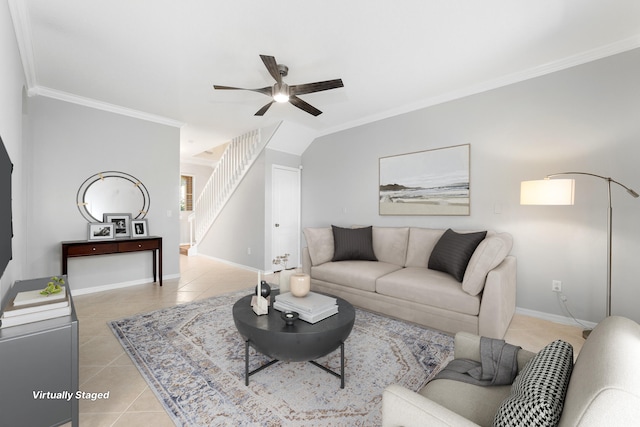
left=302, top=247, right=312, bottom=276
left=478, top=256, right=516, bottom=339
left=382, top=384, right=480, bottom=427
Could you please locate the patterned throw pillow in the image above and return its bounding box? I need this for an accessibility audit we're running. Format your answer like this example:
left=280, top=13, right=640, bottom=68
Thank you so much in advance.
left=493, top=340, right=574, bottom=427
left=331, top=225, right=377, bottom=261
left=428, top=229, right=487, bottom=282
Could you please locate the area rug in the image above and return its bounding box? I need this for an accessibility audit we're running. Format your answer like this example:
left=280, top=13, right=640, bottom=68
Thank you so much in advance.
left=109, top=289, right=454, bottom=426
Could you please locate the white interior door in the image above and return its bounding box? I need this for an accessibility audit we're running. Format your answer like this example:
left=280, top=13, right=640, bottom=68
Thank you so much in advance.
left=271, top=165, right=301, bottom=269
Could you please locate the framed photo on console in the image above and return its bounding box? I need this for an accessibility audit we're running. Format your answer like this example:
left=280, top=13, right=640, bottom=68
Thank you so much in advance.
left=103, top=213, right=132, bottom=238
left=131, top=219, right=148, bottom=237
left=88, top=223, right=115, bottom=240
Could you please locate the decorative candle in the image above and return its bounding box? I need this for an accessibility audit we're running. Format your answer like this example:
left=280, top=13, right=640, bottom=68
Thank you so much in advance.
left=257, top=270, right=261, bottom=297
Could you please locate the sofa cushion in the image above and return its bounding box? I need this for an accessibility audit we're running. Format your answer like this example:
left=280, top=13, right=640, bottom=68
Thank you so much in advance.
left=493, top=340, right=574, bottom=427
left=331, top=225, right=377, bottom=261
left=429, top=229, right=487, bottom=282
left=311, top=260, right=401, bottom=292
left=421, top=380, right=512, bottom=427
left=373, top=227, right=409, bottom=266
left=462, top=232, right=513, bottom=296
left=376, top=267, right=480, bottom=315
left=405, top=228, right=446, bottom=268
left=303, top=227, right=334, bottom=266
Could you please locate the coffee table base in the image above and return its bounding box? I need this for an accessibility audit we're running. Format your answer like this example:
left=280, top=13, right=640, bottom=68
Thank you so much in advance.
left=244, top=340, right=346, bottom=389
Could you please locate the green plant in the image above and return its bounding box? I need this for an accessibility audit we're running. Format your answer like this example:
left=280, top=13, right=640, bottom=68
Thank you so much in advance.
left=40, top=276, right=65, bottom=296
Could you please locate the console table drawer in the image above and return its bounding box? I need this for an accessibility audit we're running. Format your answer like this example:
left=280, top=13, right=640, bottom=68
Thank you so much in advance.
left=66, top=243, right=118, bottom=256
left=61, top=236, right=162, bottom=286
left=118, top=240, right=160, bottom=252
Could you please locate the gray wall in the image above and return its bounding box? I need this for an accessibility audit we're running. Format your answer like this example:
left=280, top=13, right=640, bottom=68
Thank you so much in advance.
left=0, top=1, right=27, bottom=302
left=25, top=96, right=181, bottom=292
left=196, top=148, right=301, bottom=271
left=196, top=150, right=266, bottom=268
left=301, top=48, right=640, bottom=324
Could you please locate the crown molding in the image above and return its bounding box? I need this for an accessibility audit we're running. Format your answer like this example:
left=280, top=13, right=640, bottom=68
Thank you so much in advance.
left=30, top=86, right=185, bottom=128
left=319, top=35, right=640, bottom=137
left=8, top=0, right=37, bottom=89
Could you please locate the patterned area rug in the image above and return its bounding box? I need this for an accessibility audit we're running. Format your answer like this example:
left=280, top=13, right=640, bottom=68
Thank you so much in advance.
left=109, top=289, right=454, bottom=426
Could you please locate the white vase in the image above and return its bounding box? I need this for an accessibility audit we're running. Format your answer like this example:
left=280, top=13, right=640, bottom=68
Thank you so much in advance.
left=290, top=273, right=311, bottom=297
left=279, top=269, right=296, bottom=293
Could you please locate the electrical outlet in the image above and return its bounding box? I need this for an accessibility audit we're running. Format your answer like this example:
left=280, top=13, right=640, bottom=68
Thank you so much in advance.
left=552, top=280, right=562, bottom=292
left=247, top=247, right=251, bottom=255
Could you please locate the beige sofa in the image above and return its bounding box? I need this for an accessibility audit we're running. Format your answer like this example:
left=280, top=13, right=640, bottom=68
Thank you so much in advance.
left=302, top=226, right=516, bottom=339
left=382, top=316, right=640, bottom=427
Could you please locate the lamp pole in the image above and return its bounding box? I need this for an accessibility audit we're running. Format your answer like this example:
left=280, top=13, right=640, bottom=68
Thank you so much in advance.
left=546, top=172, right=638, bottom=320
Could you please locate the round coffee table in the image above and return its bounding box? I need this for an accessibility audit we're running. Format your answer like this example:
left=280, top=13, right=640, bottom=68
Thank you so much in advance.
left=233, top=290, right=355, bottom=388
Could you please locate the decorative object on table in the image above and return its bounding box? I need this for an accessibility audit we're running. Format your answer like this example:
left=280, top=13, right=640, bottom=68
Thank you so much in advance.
left=379, top=144, right=470, bottom=216
left=1, top=277, right=71, bottom=327
left=521, top=171, right=639, bottom=338
left=131, top=219, right=148, bottom=237
left=280, top=310, right=299, bottom=326
left=87, top=222, right=115, bottom=240
left=103, top=213, right=132, bottom=238
left=274, top=291, right=338, bottom=323
left=251, top=271, right=269, bottom=315
left=290, top=273, right=311, bottom=297
left=278, top=269, right=296, bottom=293
left=273, top=253, right=294, bottom=292
left=255, top=281, right=271, bottom=298
left=108, top=289, right=453, bottom=426
left=40, top=276, right=65, bottom=295
left=76, top=171, right=150, bottom=223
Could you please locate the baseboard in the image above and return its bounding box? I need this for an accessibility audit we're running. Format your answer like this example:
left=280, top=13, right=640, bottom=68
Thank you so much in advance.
left=194, top=253, right=275, bottom=275
left=515, top=306, right=597, bottom=329
left=71, top=274, right=180, bottom=296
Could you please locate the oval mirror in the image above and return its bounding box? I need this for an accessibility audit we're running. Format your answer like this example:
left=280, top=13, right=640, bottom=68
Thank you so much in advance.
left=77, top=171, right=150, bottom=222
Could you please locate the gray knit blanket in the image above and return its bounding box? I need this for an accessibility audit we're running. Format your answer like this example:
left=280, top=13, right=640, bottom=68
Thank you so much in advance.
left=434, top=337, right=520, bottom=386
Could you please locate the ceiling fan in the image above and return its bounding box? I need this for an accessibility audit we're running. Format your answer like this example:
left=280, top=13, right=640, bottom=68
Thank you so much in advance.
left=213, top=54, right=344, bottom=117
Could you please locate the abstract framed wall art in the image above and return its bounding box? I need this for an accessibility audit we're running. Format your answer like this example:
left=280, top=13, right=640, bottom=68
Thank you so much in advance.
left=379, top=144, right=470, bottom=216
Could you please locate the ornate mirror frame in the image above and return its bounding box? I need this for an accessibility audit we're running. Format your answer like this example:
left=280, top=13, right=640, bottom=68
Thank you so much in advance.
left=76, top=171, right=150, bottom=223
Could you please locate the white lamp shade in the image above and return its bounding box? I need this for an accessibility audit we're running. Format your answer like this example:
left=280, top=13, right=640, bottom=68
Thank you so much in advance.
left=520, top=179, right=575, bottom=205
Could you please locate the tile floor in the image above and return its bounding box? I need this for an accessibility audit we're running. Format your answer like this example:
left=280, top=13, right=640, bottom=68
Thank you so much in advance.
left=67, top=254, right=584, bottom=426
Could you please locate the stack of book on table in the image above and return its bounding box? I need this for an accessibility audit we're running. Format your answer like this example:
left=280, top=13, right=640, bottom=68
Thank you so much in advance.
left=274, top=291, right=338, bottom=324
left=0, top=287, right=71, bottom=328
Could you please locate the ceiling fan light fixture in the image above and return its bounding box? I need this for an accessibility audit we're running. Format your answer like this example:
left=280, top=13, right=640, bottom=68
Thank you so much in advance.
left=273, top=82, right=289, bottom=103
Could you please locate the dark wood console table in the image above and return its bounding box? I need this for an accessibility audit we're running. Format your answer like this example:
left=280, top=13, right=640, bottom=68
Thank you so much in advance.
left=61, top=236, right=163, bottom=286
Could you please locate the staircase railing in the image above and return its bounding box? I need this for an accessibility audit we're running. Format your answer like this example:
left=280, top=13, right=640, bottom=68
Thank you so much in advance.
left=192, top=128, right=265, bottom=247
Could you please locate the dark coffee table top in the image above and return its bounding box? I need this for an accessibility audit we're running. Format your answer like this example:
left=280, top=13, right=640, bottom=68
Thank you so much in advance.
left=233, top=290, right=355, bottom=362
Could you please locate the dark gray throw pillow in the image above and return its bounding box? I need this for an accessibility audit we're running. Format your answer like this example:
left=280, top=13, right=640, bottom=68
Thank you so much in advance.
left=428, top=229, right=487, bottom=282
left=331, top=225, right=377, bottom=262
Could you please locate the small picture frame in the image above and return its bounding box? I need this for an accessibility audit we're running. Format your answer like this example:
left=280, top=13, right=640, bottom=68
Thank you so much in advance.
left=88, top=223, right=115, bottom=241
left=131, top=219, right=148, bottom=237
left=103, top=213, right=132, bottom=238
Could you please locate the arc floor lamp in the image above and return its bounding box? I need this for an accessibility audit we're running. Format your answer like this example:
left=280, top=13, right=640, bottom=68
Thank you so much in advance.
left=520, top=172, right=639, bottom=338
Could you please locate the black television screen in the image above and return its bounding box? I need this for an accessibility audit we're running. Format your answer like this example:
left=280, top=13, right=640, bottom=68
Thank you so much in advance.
left=0, top=135, right=12, bottom=277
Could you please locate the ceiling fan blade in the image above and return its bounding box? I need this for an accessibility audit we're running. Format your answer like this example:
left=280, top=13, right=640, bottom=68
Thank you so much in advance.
left=213, top=85, right=272, bottom=96
left=289, top=95, right=322, bottom=116
left=260, top=55, right=282, bottom=84
left=289, top=79, right=344, bottom=96
left=255, top=101, right=275, bottom=116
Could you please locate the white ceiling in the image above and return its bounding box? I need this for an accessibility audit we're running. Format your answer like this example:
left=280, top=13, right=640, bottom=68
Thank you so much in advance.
left=9, top=0, right=640, bottom=160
